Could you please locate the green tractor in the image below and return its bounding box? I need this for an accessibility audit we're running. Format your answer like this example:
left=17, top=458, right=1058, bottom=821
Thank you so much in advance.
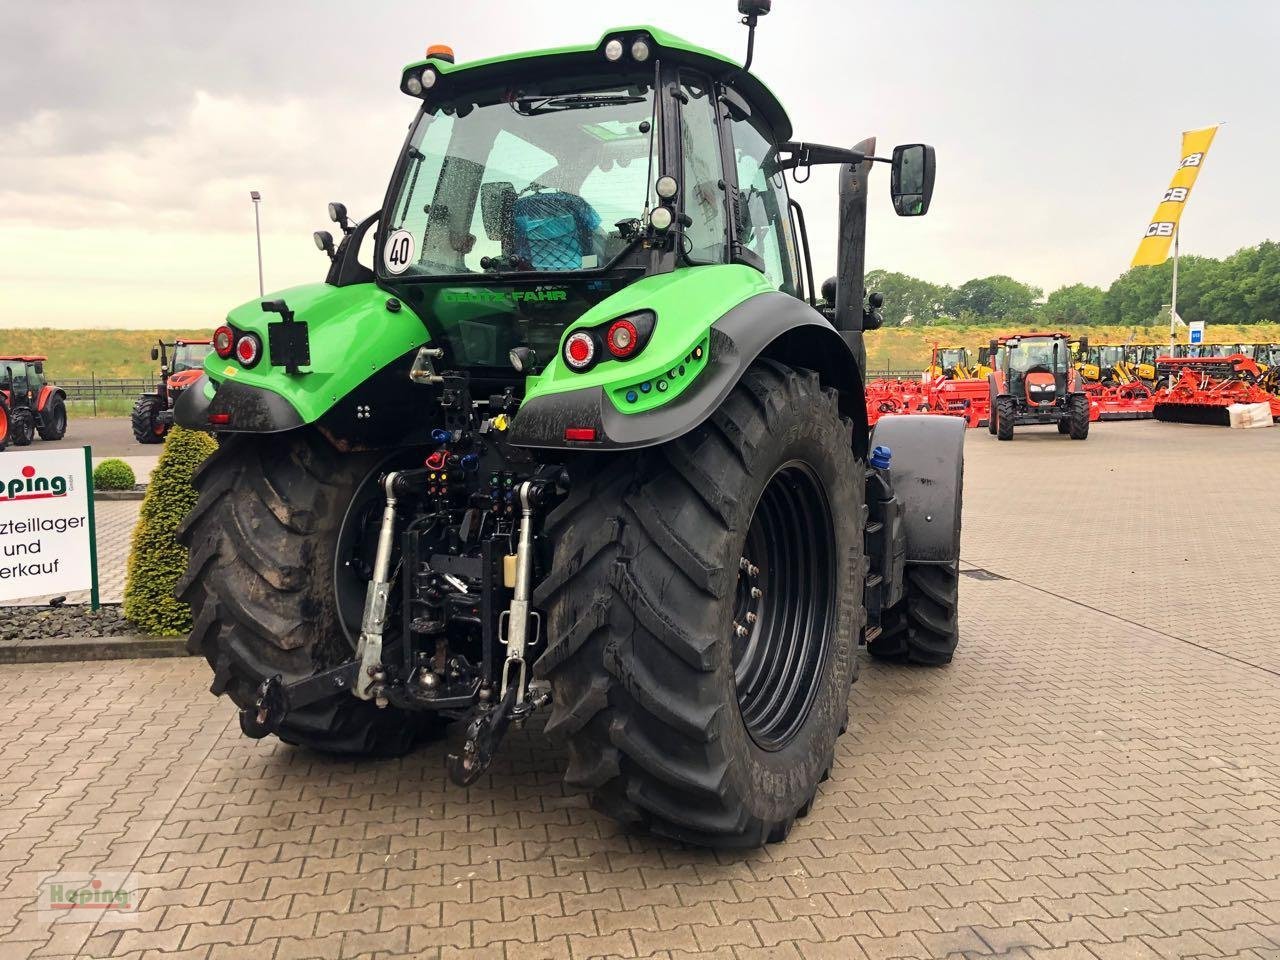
left=176, top=3, right=964, bottom=848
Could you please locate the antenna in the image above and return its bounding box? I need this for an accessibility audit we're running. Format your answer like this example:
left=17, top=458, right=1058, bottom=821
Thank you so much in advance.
left=738, top=0, right=771, bottom=72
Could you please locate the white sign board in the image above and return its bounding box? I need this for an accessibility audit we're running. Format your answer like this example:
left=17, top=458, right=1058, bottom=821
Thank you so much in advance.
left=0, top=447, right=98, bottom=604
left=1189, top=320, right=1205, bottom=345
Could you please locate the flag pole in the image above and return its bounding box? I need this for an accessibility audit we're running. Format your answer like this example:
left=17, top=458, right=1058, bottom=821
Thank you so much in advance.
left=1169, top=226, right=1179, bottom=359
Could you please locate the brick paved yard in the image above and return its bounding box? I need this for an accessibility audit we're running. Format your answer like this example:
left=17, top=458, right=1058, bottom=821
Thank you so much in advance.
left=2, top=421, right=1279, bottom=960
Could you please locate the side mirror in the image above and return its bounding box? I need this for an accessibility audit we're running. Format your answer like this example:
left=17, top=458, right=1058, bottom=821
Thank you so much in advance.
left=989, top=339, right=999, bottom=357
left=151, top=347, right=160, bottom=361
left=1078, top=336, right=1089, bottom=354
left=313, top=230, right=336, bottom=260
left=890, top=144, right=936, bottom=217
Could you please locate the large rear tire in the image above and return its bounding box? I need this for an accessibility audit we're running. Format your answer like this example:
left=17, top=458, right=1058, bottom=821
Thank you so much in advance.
left=867, top=562, right=960, bottom=665
left=995, top=397, right=1015, bottom=441
left=132, top=395, right=167, bottom=444
left=533, top=362, right=864, bottom=848
left=177, top=430, right=431, bottom=756
left=1068, top=394, right=1090, bottom=439
left=37, top=395, right=67, bottom=441
left=0, top=399, right=9, bottom=452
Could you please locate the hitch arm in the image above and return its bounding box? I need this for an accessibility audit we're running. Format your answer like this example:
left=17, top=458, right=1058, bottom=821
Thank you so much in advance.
left=239, top=660, right=360, bottom=739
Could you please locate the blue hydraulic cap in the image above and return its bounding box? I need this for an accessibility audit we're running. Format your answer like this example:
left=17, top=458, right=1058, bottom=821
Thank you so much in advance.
left=460, top=453, right=479, bottom=472
left=431, top=428, right=453, bottom=444
left=869, top=445, right=892, bottom=470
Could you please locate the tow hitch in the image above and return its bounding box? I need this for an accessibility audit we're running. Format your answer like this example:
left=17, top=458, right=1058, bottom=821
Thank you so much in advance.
left=240, top=471, right=554, bottom=784
left=239, top=661, right=361, bottom=738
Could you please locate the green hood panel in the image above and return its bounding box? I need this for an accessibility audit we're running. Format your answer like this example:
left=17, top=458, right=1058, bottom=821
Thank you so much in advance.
left=522, top=265, right=775, bottom=405
left=205, top=283, right=429, bottom=425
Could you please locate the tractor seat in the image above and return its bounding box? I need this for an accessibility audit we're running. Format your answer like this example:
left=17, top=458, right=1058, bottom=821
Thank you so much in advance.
left=511, top=191, right=602, bottom=271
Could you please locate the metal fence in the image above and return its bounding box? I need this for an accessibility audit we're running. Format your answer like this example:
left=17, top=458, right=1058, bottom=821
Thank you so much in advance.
left=60, top=377, right=156, bottom=401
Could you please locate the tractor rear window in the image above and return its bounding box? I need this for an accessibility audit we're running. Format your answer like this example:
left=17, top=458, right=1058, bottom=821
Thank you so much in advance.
left=383, top=79, right=657, bottom=280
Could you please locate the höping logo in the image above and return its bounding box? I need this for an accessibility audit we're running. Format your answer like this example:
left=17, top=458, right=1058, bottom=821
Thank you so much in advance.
left=1, top=465, right=69, bottom=503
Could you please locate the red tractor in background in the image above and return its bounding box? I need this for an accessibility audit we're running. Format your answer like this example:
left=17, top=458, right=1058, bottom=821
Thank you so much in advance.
left=132, top=338, right=212, bottom=443
left=987, top=332, right=1091, bottom=441
left=0, top=356, right=68, bottom=450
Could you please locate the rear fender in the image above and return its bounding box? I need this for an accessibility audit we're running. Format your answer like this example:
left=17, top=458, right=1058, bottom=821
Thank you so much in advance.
left=509, top=282, right=868, bottom=457
left=868, top=414, right=965, bottom=565
left=35, top=386, right=64, bottom=411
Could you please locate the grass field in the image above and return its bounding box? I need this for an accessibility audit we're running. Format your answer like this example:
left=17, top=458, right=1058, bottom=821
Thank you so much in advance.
left=0, top=328, right=212, bottom=379
left=5, top=323, right=1279, bottom=384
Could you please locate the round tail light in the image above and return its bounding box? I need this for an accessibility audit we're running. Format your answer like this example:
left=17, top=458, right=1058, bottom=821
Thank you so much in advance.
left=606, top=319, right=639, bottom=359
left=213, top=326, right=235, bottom=359
left=563, top=331, right=596, bottom=371
left=235, top=333, right=262, bottom=368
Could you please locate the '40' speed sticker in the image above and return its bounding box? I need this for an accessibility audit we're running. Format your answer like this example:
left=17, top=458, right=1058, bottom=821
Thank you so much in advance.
left=383, top=229, right=415, bottom=274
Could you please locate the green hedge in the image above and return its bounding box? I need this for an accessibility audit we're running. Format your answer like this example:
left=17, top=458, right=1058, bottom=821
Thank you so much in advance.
left=123, top=427, right=217, bottom=636
left=92, top=458, right=136, bottom=490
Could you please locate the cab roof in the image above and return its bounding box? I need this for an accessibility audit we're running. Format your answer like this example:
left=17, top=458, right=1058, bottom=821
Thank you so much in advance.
left=997, top=332, right=1072, bottom=343
left=0, top=355, right=47, bottom=362
left=400, top=25, right=792, bottom=140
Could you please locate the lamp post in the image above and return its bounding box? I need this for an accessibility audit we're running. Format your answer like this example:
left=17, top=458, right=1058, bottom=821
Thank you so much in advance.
left=250, top=190, right=264, bottom=297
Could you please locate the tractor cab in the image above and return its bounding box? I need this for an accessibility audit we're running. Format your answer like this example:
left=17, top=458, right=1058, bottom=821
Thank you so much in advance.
left=1000, top=333, right=1075, bottom=401
left=170, top=340, right=213, bottom=374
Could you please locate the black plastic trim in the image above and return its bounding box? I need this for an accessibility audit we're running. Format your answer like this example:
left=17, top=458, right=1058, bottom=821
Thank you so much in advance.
left=175, top=374, right=305, bottom=434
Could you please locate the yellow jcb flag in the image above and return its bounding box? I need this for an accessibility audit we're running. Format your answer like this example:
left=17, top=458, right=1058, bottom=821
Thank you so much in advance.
left=1131, top=124, right=1218, bottom=267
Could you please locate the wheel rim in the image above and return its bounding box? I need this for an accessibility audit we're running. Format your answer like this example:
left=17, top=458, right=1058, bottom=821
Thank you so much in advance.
left=731, top=461, right=837, bottom=752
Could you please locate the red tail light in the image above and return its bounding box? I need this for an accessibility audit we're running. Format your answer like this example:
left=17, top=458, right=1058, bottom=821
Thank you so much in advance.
left=564, top=427, right=597, bottom=442
left=606, top=318, right=638, bottom=358
left=563, top=331, right=596, bottom=370
left=208, top=413, right=231, bottom=425
left=213, top=326, right=235, bottom=359
left=235, top=333, right=262, bottom=368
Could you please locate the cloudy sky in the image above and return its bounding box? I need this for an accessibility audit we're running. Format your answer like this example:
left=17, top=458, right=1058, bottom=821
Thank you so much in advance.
left=1, top=0, right=1274, bottom=328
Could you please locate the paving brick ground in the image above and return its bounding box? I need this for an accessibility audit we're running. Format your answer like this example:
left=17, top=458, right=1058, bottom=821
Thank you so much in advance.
left=1, top=420, right=1279, bottom=959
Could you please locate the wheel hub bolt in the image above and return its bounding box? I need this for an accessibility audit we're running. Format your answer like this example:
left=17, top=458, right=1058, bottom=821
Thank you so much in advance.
left=746, top=611, right=758, bottom=624
left=750, top=586, right=763, bottom=599
left=733, top=622, right=748, bottom=638
left=747, top=564, right=760, bottom=578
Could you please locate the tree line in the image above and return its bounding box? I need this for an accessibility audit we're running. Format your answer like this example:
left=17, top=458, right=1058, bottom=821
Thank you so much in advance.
left=866, top=240, right=1280, bottom=327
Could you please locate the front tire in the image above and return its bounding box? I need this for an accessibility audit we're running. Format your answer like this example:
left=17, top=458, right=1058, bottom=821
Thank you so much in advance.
left=867, top=562, right=960, bottom=665
left=534, top=362, right=864, bottom=848
left=1068, top=394, right=1090, bottom=439
left=10, top=408, right=34, bottom=446
left=132, top=395, right=167, bottom=444
left=995, top=397, right=1015, bottom=441
left=177, top=430, right=428, bottom=755
left=37, top=395, right=67, bottom=440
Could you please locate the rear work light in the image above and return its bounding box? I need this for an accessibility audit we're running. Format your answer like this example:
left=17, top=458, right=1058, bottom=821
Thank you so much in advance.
left=235, top=332, right=262, bottom=368
left=213, top=325, right=235, bottom=359
left=563, top=331, right=596, bottom=370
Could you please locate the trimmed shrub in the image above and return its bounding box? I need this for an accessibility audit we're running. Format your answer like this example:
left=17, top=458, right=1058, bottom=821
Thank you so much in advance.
left=92, top=458, right=136, bottom=490
left=123, top=427, right=218, bottom=636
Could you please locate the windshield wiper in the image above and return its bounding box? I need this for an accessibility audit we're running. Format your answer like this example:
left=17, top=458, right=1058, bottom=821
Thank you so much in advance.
left=513, top=94, right=645, bottom=116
